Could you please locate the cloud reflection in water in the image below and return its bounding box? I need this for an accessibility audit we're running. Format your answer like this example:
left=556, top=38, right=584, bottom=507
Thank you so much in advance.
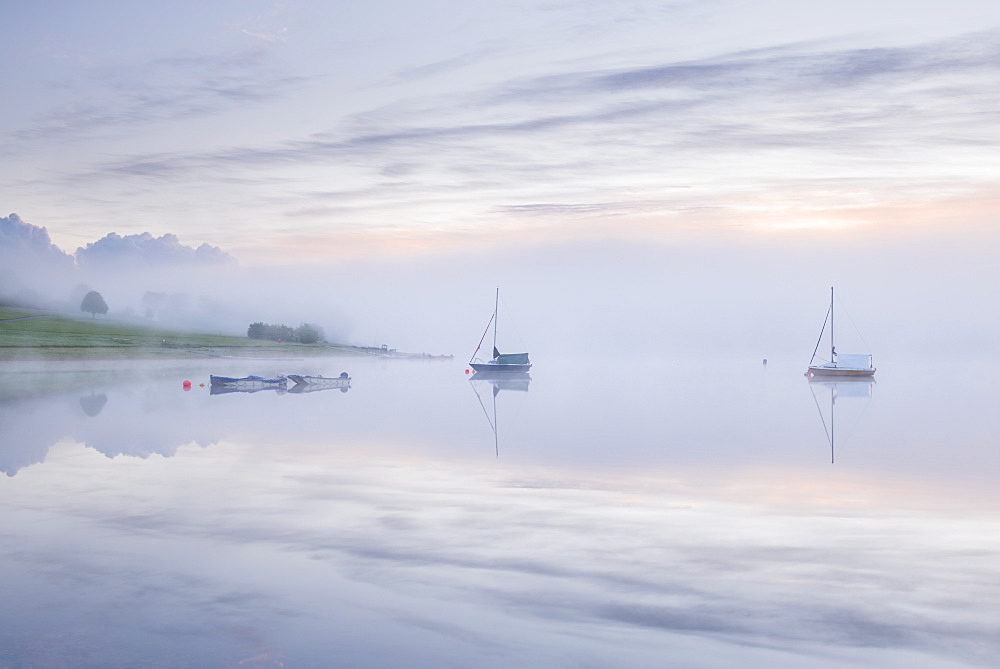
left=0, top=357, right=997, bottom=667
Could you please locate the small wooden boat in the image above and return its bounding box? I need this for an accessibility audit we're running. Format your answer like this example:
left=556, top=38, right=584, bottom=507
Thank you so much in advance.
left=209, top=375, right=288, bottom=389
left=286, top=372, right=351, bottom=389
left=469, top=288, right=531, bottom=374
left=806, top=287, right=875, bottom=378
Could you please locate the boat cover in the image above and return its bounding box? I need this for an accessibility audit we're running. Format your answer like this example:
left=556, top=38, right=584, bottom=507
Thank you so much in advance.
left=495, top=352, right=529, bottom=364
left=835, top=353, right=871, bottom=369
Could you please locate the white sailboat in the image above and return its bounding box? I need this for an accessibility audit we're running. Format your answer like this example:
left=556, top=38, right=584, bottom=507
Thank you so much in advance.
left=807, top=287, right=876, bottom=378
left=469, top=288, right=531, bottom=374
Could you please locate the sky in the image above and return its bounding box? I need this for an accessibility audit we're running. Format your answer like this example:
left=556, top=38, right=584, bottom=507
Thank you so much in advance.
left=2, top=1, right=1000, bottom=354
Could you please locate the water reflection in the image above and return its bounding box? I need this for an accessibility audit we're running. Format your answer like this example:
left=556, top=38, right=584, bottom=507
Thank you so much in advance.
left=807, top=377, right=874, bottom=463
left=287, top=382, right=350, bottom=394
left=0, top=364, right=223, bottom=475
left=469, top=372, right=530, bottom=456
left=471, top=371, right=531, bottom=393
left=210, top=384, right=287, bottom=395
left=0, top=357, right=998, bottom=667
left=78, top=391, right=108, bottom=417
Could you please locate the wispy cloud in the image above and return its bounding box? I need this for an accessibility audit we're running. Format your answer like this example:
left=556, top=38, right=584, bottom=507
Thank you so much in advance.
left=11, top=24, right=1000, bottom=254
left=67, top=30, right=1000, bottom=177
left=241, top=27, right=288, bottom=44
left=389, top=47, right=502, bottom=83
left=11, top=49, right=308, bottom=145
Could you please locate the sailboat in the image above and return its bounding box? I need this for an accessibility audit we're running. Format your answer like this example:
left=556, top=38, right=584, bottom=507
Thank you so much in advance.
left=469, top=288, right=532, bottom=374
left=806, top=287, right=875, bottom=377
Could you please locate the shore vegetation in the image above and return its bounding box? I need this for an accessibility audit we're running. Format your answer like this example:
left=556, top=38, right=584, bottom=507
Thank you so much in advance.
left=0, top=306, right=351, bottom=361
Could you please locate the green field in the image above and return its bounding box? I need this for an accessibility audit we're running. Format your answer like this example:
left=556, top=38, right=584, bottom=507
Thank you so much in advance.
left=0, top=306, right=354, bottom=360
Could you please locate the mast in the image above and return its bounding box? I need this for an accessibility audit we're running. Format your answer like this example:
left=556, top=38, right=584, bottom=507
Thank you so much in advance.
left=492, top=286, right=499, bottom=358
left=830, top=286, right=835, bottom=362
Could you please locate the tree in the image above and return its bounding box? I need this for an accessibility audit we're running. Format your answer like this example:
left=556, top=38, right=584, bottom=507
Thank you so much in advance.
left=296, top=323, right=321, bottom=344
left=80, top=290, right=108, bottom=318
left=247, top=321, right=298, bottom=342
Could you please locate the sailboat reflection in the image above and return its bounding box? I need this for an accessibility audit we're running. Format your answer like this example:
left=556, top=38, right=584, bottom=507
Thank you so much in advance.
left=469, top=372, right=530, bottom=457
left=808, top=377, right=874, bottom=463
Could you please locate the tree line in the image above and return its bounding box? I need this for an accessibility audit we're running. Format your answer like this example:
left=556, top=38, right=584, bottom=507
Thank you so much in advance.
left=247, top=321, right=324, bottom=344
left=76, top=289, right=326, bottom=345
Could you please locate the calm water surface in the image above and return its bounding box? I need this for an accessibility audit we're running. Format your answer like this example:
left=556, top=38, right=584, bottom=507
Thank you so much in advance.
left=1, top=355, right=998, bottom=667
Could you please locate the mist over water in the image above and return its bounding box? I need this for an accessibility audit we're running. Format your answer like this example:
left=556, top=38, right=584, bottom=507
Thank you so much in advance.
left=4, top=214, right=1000, bottom=669
left=7, top=213, right=1000, bottom=363
left=5, top=196, right=1000, bottom=669
left=1, top=351, right=997, bottom=667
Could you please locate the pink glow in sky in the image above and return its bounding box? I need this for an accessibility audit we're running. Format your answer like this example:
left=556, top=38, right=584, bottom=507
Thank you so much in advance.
left=2, top=1, right=999, bottom=260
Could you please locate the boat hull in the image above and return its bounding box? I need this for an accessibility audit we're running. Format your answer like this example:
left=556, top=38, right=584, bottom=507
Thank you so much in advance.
left=469, top=362, right=532, bottom=374
left=807, top=366, right=875, bottom=377
left=287, top=374, right=350, bottom=387
left=210, top=375, right=288, bottom=389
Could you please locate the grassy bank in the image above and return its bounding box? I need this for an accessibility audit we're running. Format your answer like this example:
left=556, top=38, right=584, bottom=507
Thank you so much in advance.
left=0, top=306, right=355, bottom=361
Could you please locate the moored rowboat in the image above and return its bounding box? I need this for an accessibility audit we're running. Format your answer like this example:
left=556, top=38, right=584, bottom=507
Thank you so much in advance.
left=210, top=375, right=287, bottom=389
left=287, top=372, right=351, bottom=388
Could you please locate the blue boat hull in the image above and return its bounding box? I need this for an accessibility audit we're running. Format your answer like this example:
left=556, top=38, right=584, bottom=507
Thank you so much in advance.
left=469, top=362, right=532, bottom=374
left=210, top=375, right=287, bottom=388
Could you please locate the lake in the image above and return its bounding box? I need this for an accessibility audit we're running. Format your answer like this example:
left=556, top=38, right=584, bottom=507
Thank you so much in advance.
left=1, top=354, right=997, bottom=668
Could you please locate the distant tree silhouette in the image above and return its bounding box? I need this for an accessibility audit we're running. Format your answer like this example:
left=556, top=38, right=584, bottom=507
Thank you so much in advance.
left=296, top=323, right=322, bottom=344
left=80, top=290, right=108, bottom=318
left=247, top=321, right=323, bottom=343
left=141, top=291, right=167, bottom=318
left=247, top=321, right=295, bottom=341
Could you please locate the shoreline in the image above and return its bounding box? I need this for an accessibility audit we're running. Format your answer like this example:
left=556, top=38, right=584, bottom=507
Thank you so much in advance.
left=0, top=344, right=366, bottom=362
left=0, top=345, right=456, bottom=363
left=0, top=307, right=454, bottom=362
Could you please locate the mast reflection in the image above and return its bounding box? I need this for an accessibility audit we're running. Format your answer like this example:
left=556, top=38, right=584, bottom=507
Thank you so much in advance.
left=808, top=377, right=874, bottom=463
left=469, top=372, right=530, bottom=457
